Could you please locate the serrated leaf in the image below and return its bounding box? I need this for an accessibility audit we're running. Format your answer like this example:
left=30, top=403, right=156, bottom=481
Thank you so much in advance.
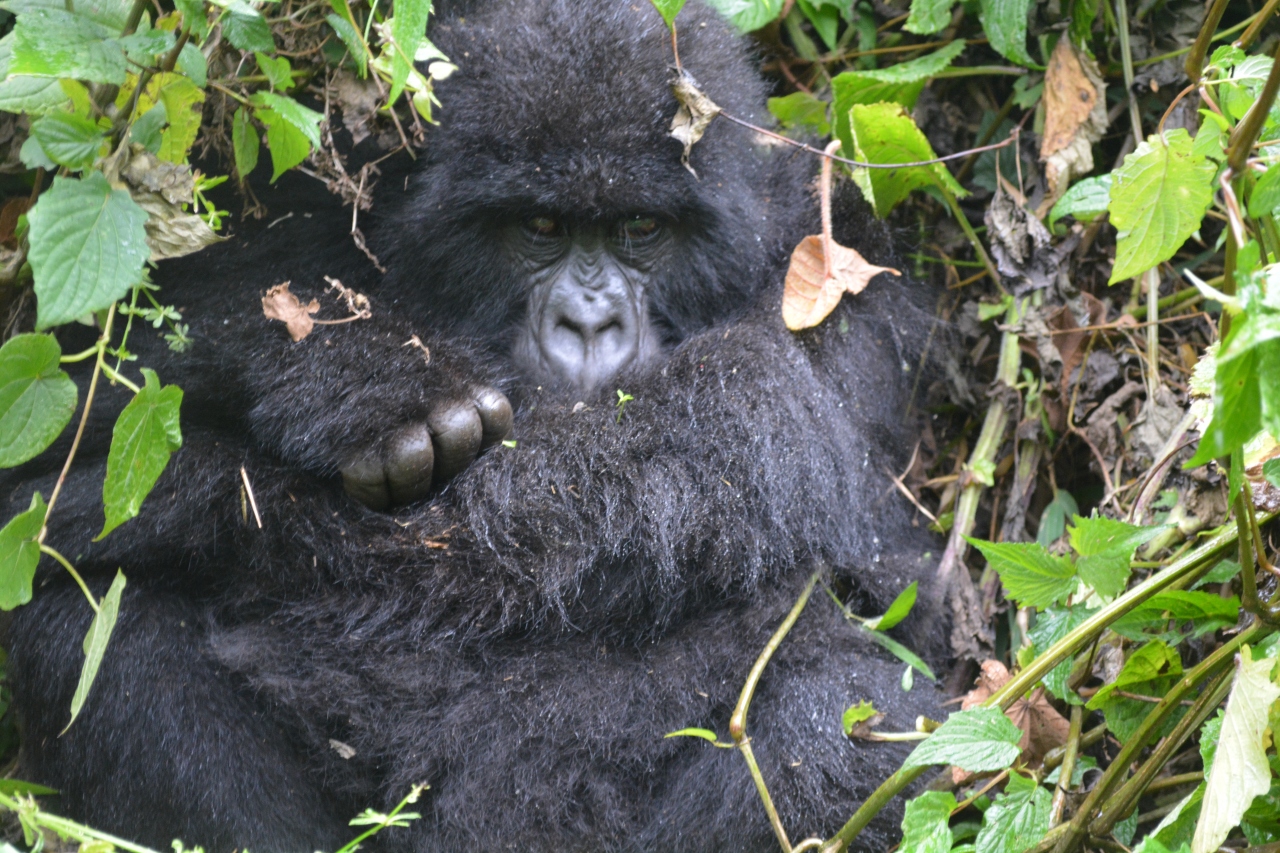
left=28, top=172, right=149, bottom=330
left=866, top=580, right=918, bottom=631
left=1108, top=129, right=1216, bottom=283
left=388, top=0, right=432, bottom=105
left=9, top=7, right=126, bottom=84
left=254, top=50, right=292, bottom=91
left=29, top=111, right=104, bottom=172
left=900, top=791, right=956, bottom=853
left=904, top=0, right=955, bottom=34
left=830, top=42, right=966, bottom=132
left=1192, top=648, right=1280, bottom=853
left=222, top=0, right=274, bottom=52
left=1028, top=603, right=1096, bottom=701
left=843, top=102, right=967, bottom=218
left=1048, top=175, right=1112, bottom=229
left=0, top=34, right=73, bottom=115
left=904, top=707, right=1023, bottom=773
left=232, top=105, right=259, bottom=179
left=177, top=41, right=207, bottom=87
left=976, top=775, right=1052, bottom=853
left=650, top=0, right=687, bottom=28
left=256, top=107, right=312, bottom=182
left=965, top=537, right=1077, bottom=609
left=1188, top=310, right=1280, bottom=465
left=250, top=91, right=323, bottom=148
left=0, top=333, right=77, bottom=468
left=173, top=0, right=210, bottom=40
left=99, top=368, right=182, bottom=539
left=978, top=0, right=1038, bottom=68
left=119, top=73, right=205, bottom=163
left=1086, top=640, right=1182, bottom=709
left=1036, top=488, right=1078, bottom=547
left=325, top=12, right=368, bottom=77
left=703, top=0, right=784, bottom=32
left=0, top=492, right=46, bottom=610
left=1112, top=591, right=1240, bottom=641
left=65, top=568, right=125, bottom=731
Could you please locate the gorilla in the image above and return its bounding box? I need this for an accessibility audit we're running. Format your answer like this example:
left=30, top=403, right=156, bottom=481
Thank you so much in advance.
left=1, top=1, right=943, bottom=851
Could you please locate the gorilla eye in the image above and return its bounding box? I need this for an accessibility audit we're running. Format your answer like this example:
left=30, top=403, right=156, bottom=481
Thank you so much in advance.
left=524, top=215, right=562, bottom=239
left=619, top=217, right=659, bottom=242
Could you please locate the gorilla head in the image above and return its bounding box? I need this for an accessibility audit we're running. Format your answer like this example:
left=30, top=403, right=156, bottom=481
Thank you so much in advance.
left=339, top=1, right=808, bottom=509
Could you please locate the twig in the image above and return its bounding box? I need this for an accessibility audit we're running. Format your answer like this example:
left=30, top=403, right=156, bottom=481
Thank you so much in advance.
left=240, top=465, right=263, bottom=529
left=730, top=571, right=821, bottom=853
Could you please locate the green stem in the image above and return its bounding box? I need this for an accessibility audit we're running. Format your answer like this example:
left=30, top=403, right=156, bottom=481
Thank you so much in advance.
left=730, top=572, right=820, bottom=853
left=1115, top=0, right=1143, bottom=145
left=1185, top=0, right=1231, bottom=80
left=1049, top=704, right=1083, bottom=826
left=101, top=362, right=141, bottom=393
left=38, top=543, right=98, bottom=612
left=0, top=792, right=162, bottom=853
left=1051, top=626, right=1258, bottom=853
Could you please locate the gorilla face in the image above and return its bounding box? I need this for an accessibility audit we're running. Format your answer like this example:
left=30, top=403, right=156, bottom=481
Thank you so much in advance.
left=510, top=213, right=664, bottom=395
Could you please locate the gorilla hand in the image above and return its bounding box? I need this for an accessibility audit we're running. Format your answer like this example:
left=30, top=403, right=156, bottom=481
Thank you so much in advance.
left=339, top=387, right=513, bottom=510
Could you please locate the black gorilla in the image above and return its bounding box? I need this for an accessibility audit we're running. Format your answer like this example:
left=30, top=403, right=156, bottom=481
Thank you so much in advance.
left=2, top=2, right=943, bottom=851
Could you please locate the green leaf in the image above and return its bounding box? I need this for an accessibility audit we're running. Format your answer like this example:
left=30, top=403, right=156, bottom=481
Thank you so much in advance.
left=842, top=700, right=879, bottom=735
left=1036, top=488, right=1078, bottom=547
left=1194, top=559, right=1242, bottom=589
left=389, top=0, right=432, bottom=105
left=856, top=622, right=936, bottom=680
left=1251, top=166, right=1280, bottom=219
left=119, top=28, right=174, bottom=65
left=1107, top=130, right=1216, bottom=283
left=9, top=8, right=126, bottom=84
left=965, top=537, right=1077, bottom=609
left=703, top=0, right=784, bottom=32
left=664, top=727, right=719, bottom=742
left=254, top=50, right=292, bottom=91
left=0, top=493, right=46, bottom=610
left=1086, top=640, right=1182, bottom=708
left=173, top=0, right=210, bottom=40
left=650, top=0, right=687, bottom=29
left=124, top=73, right=205, bottom=163
left=99, top=368, right=183, bottom=539
left=977, top=0, right=1038, bottom=68
left=903, top=707, right=1023, bottom=773
left=250, top=91, right=323, bottom=148
left=1069, top=514, right=1162, bottom=557
left=843, top=102, right=967, bottom=218
left=325, top=12, right=368, bottom=77
left=29, top=111, right=105, bottom=172
left=177, top=41, right=207, bottom=87
left=257, top=107, right=312, bottom=182
left=1192, top=647, right=1280, bottom=853
left=865, top=580, right=917, bottom=631
left=65, top=568, right=125, bottom=731
left=1192, top=113, right=1227, bottom=163
left=976, top=775, right=1052, bottom=853
left=797, top=0, right=839, bottom=50
left=904, top=0, right=955, bottom=34
left=768, top=91, right=830, bottom=136
left=27, top=172, right=150, bottom=330
left=0, top=34, right=75, bottom=115
left=0, top=333, right=77, bottom=468
left=830, top=41, right=966, bottom=128
left=232, top=105, right=259, bottom=180
left=1187, top=310, right=1280, bottom=465
left=0, top=779, right=57, bottom=796
left=222, top=0, right=274, bottom=52
left=1048, top=175, right=1112, bottom=229
left=129, top=101, right=167, bottom=153
left=1028, top=603, right=1096, bottom=701
left=1112, top=591, right=1240, bottom=642
left=900, top=791, right=957, bottom=853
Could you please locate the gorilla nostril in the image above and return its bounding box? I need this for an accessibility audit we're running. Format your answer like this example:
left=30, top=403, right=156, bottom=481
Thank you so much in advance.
left=598, top=319, right=622, bottom=335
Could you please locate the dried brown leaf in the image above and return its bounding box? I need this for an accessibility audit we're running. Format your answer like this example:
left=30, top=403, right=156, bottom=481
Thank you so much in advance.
left=1006, top=688, right=1071, bottom=764
left=1039, top=39, right=1107, bottom=207
left=669, top=71, right=721, bottom=176
left=262, top=282, right=319, bottom=342
left=782, top=235, right=900, bottom=331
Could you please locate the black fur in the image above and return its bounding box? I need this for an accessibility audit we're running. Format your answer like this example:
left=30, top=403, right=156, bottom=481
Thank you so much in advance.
left=3, top=2, right=943, bottom=851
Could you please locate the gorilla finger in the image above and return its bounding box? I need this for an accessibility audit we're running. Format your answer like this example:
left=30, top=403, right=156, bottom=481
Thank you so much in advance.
left=428, top=402, right=483, bottom=483
left=340, top=453, right=391, bottom=511
left=473, top=387, right=514, bottom=447
left=385, top=423, right=435, bottom=506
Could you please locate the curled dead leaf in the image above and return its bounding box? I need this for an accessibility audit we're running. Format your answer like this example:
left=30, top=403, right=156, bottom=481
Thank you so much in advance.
left=782, top=235, right=900, bottom=331
left=262, top=282, right=320, bottom=342
left=1039, top=39, right=1107, bottom=210
left=105, top=144, right=222, bottom=261
left=669, top=71, right=721, bottom=176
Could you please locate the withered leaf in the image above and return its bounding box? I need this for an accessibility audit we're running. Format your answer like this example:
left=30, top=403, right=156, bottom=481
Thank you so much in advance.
left=1006, top=688, right=1071, bottom=764
left=105, top=144, right=222, bottom=261
left=262, top=281, right=319, bottom=342
left=669, top=71, right=721, bottom=175
left=782, top=235, right=899, bottom=331
left=1039, top=39, right=1107, bottom=207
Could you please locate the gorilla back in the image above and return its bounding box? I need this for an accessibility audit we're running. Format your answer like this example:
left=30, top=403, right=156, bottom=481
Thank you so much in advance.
left=2, top=2, right=942, bottom=851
